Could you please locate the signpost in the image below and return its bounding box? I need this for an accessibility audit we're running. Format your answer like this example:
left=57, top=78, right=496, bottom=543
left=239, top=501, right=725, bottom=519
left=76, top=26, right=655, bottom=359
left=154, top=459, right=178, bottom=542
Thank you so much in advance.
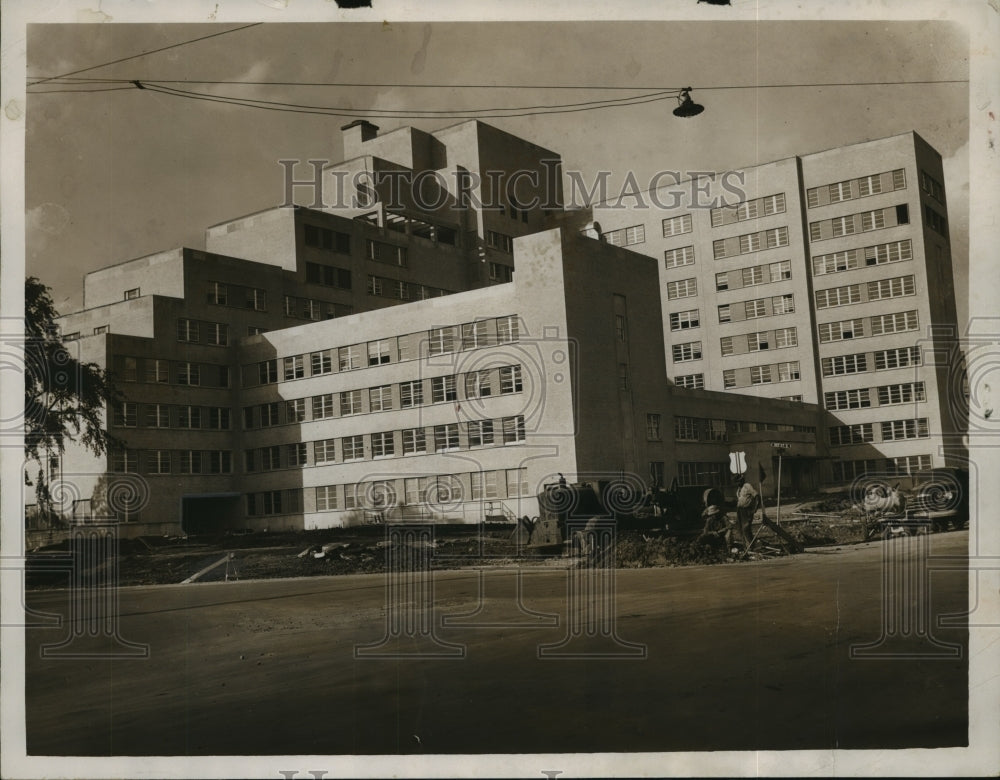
left=771, top=443, right=790, bottom=521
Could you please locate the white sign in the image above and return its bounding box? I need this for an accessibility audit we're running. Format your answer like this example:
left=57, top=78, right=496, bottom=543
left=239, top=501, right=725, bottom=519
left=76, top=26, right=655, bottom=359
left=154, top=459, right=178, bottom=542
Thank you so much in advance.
left=729, top=451, right=747, bottom=474
left=771, top=443, right=790, bottom=449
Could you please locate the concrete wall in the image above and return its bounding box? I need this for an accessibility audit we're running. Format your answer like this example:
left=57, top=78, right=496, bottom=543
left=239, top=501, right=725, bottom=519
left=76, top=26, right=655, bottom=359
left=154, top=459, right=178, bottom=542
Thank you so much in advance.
left=83, top=248, right=186, bottom=309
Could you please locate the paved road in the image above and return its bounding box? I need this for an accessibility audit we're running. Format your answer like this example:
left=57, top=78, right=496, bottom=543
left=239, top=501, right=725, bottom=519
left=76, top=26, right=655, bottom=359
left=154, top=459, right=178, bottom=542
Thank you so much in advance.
left=24, top=532, right=968, bottom=755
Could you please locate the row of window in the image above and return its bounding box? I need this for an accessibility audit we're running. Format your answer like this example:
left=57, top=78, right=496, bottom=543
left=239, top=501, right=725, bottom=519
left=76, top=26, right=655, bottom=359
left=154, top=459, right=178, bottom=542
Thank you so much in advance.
left=806, top=169, right=906, bottom=209
left=176, top=318, right=230, bottom=346
left=304, top=224, right=351, bottom=254
left=247, top=416, right=527, bottom=472
left=676, top=461, right=729, bottom=488
left=715, top=260, right=791, bottom=292
left=823, top=381, right=926, bottom=411
left=113, top=357, right=230, bottom=388
left=817, top=309, right=919, bottom=343
left=366, top=274, right=454, bottom=301
left=245, top=315, right=521, bottom=386
left=814, top=274, right=915, bottom=309
left=489, top=262, right=514, bottom=283
left=110, top=449, right=233, bottom=475
left=831, top=454, right=933, bottom=482
left=720, top=327, right=797, bottom=356
left=112, top=403, right=231, bottom=430
left=310, top=468, right=532, bottom=515
left=812, top=239, right=912, bottom=276
left=924, top=205, right=948, bottom=237
left=205, top=281, right=268, bottom=311
left=723, top=361, right=801, bottom=388
left=718, top=293, right=795, bottom=323
left=604, top=224, right=646, bottom=247
left=710, top=193, right=786, bottom=227
left=486, top=230, right=514, bottom=253
left=829, top=417, right=928, bottom=446
left=62, top=325, right=108, bottom=341
left=243, top=367, right=523, bottom=429
left=713, top=226, right=789, bottom=259
left=673, top=373, right=704, bottom=389
left=668, top=415, right=814, bottom=443
left=283, top=294, right=354, bottom=322
left=304, top=261, right=353, bottom=290
left=820, top=346, right=922, bottom=377
left=808, top=204, right=909, bottom=242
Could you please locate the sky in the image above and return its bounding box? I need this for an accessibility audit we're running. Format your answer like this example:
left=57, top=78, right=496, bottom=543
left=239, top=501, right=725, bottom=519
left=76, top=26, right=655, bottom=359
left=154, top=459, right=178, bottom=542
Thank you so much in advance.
left=22, top=13, right=972, bottom=322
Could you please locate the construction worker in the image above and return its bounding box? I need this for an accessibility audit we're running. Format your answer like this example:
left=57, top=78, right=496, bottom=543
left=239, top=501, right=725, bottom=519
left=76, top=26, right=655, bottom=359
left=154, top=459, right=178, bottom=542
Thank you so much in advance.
left=735, top=474, right=759, bottom=546
left=697, top=505, right=732, bottom=549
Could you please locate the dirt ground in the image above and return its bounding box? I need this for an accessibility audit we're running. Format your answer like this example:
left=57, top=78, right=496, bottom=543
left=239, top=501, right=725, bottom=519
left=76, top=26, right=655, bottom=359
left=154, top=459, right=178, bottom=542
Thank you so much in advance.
left=25, top=506, right=882, bottom=589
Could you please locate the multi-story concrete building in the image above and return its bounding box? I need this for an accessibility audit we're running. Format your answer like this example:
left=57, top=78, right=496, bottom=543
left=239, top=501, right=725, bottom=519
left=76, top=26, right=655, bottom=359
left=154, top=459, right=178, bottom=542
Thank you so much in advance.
left=595, top=131, right=963, bottom=483
left=38, top=120, right=965, bottom=536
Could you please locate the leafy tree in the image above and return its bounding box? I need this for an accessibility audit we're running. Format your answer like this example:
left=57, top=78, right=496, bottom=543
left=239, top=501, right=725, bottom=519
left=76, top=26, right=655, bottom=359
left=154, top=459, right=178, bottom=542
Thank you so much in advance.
left=24, top=277, right=122, bottom=479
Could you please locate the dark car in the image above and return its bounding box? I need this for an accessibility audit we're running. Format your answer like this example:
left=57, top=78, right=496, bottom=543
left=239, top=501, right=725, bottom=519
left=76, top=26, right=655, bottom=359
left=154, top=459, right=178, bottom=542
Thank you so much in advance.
left=907, top=467, right=970, bottom=531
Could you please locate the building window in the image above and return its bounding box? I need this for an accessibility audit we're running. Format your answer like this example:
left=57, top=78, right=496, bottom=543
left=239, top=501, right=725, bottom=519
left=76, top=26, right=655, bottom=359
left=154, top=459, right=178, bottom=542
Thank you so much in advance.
left=315, top=485, right=338, bottom=512
left=145, top=404, right=169, bottom=428
left=646, top=413, right=661, bottom=441
left=114, top=402, right=138, bottom=427
left=178, top=451, right=201, bottom=475
left=499, top=365, right=522, bottom=394
left=435, top=423, right=460, bottom=452
left=669, top=310, right=700, bottom=331
left=675, top=373, right=704, bottom=389
left=870, top=310, right=919, bottom=336
left=716, top=272, right=730, bottom=292
left=822, top=353, right=868, bottom=377
left=615, top=314, right=627, bottom=342
left=497, top=315, right=519, bottom=344
left=206, top=322, right=228, bottom=346
left=501, top=416, right=526, bottom=444
left=342, top=435, right=365, bottom=461
left=874, top=346, right=922, bottom=371
left=776, top=362, right=800, bottom=382
left=467, top=420, right=495, bottom=448
left=744, top=299, right=767, bottom=319
left=489, top=263, right=514, bottom=283
left=314, top=439, right=336, bottom=464
left=465, top=370, right=492, bottom=399
left=748, top=332, right=769, bottom=352
left=369, top=385, right=393, bottom=412
left=824, top=389, right=872, bottom=411
left=868, top=275, right=916, bottom=301
left=207, top=282, right=228, bottom=305
left=246, top=288, right=267, bottom=311
left=338, top=344, right=362, bottom=371
left=718, top=304, right=732, bottom=323
left=830, top=423, right=875, bottom=446
left=674, top=416, right=698, bottom=441
left=284, top=355, right=304, bottom=381
left=428, top=327, right=455, bottom=356
left=124, top=288, right=140, bottom=300
left=146, top=450, right=171, bottom=475
left=664, top=246, right=695, bottom=269
left=881, top=418, right=929, bottom=441
left=371, top=431, right=395, bottom=458
left=606, top=224, right=647, bottom=246
left=178, top=406, right=201, bottom=429
left=771, top=294, right=794, bottom=315
left=312, top=394, right=335, bottom=419
left=285, top=398, right=306, bottom=423
left=367, top=340, right=391, bottom=366
left=121, top=356, right=137, bottom=382
left=723, top=369, right=736, bottom=389
left=400, top=380, right=424, bottom=408
left=661, top=214, right=692, bottom=238
left=815, top=284, right=862, bottom=309
left=461, top=321, right=489, bottom=350
left=672, top=342, right=702, bottom=363
left=432, top=375, right=457, bottom=403
left=177, top=363, right=200, bottom=386
left=750, top=365, right=772, bottom=385
left=486, top=230, right=514, bottom=253
left=258, top=359, right=278, bottom=385
left=209, top=407, right=230, bottom=429
left=340, top=389, right=363, bottom=416
left=402, top=428, right=427, bottom=455
left=877, top=381, right=926, bottom=405
left=311, top=350, right=332, bottom=376
left=177, top=319, right=200, bottom=343
left=666, top=278, right=698, bottom=300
